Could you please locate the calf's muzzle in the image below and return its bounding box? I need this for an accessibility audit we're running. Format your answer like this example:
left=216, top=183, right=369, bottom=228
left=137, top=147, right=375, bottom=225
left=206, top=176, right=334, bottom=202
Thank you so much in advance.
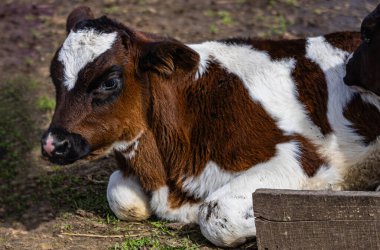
left=41, top=127, right=90, bottom=165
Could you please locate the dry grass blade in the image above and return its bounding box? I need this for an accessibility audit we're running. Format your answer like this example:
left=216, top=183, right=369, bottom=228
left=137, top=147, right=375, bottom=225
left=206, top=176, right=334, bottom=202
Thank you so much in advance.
left=59, top=232, right=125, bottom=238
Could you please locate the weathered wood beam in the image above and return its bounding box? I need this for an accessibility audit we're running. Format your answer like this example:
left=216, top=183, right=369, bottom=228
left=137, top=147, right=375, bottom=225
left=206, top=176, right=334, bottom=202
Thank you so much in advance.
left=253, top=189, right=380, bottom=250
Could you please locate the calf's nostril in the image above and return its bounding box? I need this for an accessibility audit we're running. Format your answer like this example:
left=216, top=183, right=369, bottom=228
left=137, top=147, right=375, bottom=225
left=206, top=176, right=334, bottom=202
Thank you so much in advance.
left=54, top=140, right=70, bottom=156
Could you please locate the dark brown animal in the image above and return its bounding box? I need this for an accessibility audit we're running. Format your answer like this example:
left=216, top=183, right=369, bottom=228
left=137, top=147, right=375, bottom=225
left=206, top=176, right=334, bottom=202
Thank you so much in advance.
left=345, top=4, right=380, bottom=96
left=41, top=6, right=380, bottom=247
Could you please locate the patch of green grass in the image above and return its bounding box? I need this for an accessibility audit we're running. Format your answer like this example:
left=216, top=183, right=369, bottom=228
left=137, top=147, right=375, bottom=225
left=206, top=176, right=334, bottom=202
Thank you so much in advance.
left=31, top=28, right=42, bottom=39
left=209, top=24, right=219, bottom=34
left=268, top=0, right=277, bottom=7
left=203, top=10, right=214, bottom=17
left=274, top=15, right=287, bottom=36
left=37, top=96, right=55, bottom=112
left=61, top=223, right=73, bottom=231
left=111, top=236, right=199, bottom=250
left=284, top=0, right=299, bottom=7
left=111, top=237, right=160, bottom=250
left=150, top=221, right=174, bottom=236
left=24, top=57, right=34, bottom=67
left=50, top=165, right=61, bottom=172
left=111, top=226, right=124, bottom=233
left=267, top=15, right=288, bottom=37
left=104, top=6, right=121, bottom=14
left=110, top=220, right=202, bottom=250
left=218, top=11, right=233, bottom=26
left=24, top=14, right=36, bottom=21
left=106, top=212, right=120, bottom=225
left=60, top=212, right=72, bottom=220
left=313, top=8, right=324, bottom=15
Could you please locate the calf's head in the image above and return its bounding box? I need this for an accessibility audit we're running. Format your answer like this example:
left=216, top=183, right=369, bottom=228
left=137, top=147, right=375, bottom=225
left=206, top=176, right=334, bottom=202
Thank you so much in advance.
left=41, top=6, right=199, bottom=165
left=344, top=4, right=380, bottom=96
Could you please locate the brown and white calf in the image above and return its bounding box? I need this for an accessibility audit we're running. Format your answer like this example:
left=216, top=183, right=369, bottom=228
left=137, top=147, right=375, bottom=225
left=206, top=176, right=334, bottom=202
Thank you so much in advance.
left=41, top=6, right=380, bottom=247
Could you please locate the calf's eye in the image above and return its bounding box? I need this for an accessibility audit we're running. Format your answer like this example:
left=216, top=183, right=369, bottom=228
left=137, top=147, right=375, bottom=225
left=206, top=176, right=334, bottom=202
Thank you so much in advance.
left=101, top=78, right=120, bottom=91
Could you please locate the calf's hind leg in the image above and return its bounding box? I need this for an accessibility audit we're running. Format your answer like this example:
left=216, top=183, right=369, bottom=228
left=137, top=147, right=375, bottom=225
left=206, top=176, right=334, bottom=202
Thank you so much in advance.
left=107, top=170, right=151, bottom=221
left=198, top=141, right=310, bottom=247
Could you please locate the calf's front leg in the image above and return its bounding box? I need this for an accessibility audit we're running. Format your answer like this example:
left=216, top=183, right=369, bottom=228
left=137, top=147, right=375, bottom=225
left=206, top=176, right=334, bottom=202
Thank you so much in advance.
left=198, top=141, right=314, bottom=247
left=107, top=130, right=166, bottom=221
left=107, top=130, right=200, bottom=223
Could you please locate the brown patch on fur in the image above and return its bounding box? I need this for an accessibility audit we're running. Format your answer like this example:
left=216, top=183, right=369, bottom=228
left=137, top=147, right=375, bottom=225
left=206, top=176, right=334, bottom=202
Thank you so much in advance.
left=168, top=185, right=200, bottom=209
left=324, top=32, right=361, bottom=52
left=294, top=135, right=326, bottom=176
left=196, top=64, right=290, bottom=172
left=343, top=94, right=380, bottom=145
left=292, top=59, right=332, bottom=135
left=114, top=150, right=129, bottom=174
left=115, top=131, right=167, bottom=191
left=251, top=38, right=332, bottom=135
left=148, top=62, right=290, bottom=193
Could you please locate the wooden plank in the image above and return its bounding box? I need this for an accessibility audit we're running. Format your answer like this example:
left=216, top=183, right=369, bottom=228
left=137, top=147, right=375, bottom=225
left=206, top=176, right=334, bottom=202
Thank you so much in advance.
left=253, top=189, right=380, bottom=221
left=253, top=189, right=380, bottom=250
left=255, top=220, right=379, bottom=250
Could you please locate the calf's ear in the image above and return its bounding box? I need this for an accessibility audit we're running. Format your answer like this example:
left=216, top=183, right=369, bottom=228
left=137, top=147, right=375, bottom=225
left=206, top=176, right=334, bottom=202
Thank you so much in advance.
left=66, top=6, right=95, bottom=33
left=361, top=4, right=380, bottom=42
left=139, top=41, right=199, bottom=77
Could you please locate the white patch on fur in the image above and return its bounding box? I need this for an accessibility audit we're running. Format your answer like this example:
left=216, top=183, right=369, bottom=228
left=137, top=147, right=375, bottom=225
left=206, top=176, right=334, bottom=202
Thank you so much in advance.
left=351, top=85, right=380, bottom=104
left=109, top=131, right=144, bottom=159
left=306, top=36, right=380, bottom=168
left=187, top=44, right=210, bottom=79
left=182, top=161, right=239, bottom=199
left=58, top=29, right=117, bottom=90
left=208, top=141, right=310, bottom=200
left=198, top=141, right=310, bottom=247
left=190, top=41, right=323, bottom=140
left=150, top=186, right=200, bottom=223
left=303, top=165, right=343, bottom=190
left=107, top=170, right=151, bottom=221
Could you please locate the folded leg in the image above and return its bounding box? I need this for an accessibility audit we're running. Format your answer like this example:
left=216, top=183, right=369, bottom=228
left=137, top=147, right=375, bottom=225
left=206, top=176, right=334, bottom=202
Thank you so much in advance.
left=198, top=141, right=311, bottom=247
left=107, top=170, right=151, bottom=221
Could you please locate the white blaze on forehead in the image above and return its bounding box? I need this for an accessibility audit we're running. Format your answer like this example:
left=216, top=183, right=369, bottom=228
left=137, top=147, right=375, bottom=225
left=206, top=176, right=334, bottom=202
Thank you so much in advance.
left=58, top=29, right=117, bottom=90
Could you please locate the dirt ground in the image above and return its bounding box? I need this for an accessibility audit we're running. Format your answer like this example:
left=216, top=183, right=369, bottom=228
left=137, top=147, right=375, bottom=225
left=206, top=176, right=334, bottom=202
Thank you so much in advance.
left=0, top=0, right=378, bottom=249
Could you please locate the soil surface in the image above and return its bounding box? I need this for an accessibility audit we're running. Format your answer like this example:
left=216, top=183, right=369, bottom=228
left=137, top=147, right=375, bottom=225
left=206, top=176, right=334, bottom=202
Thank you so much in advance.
left=0, top=0, right=378, bottom=249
